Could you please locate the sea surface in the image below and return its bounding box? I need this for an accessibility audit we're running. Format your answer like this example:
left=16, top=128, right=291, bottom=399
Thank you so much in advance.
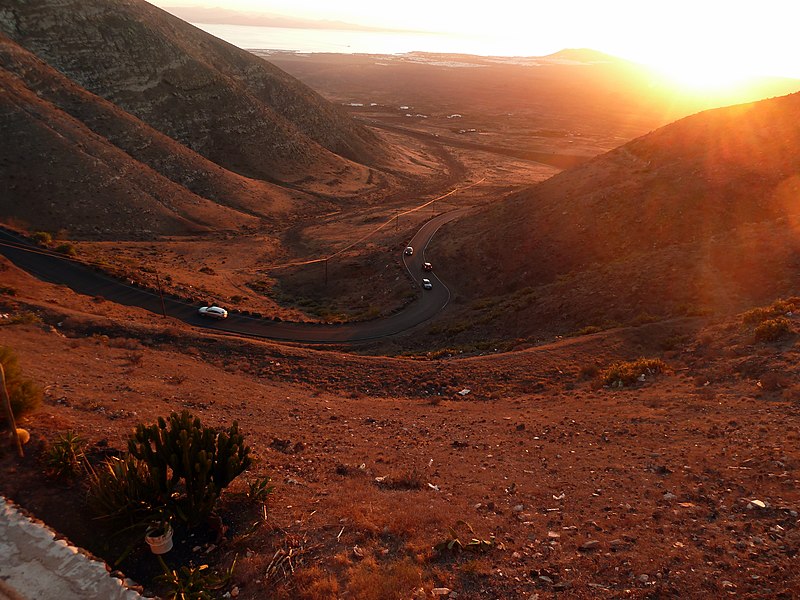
left=192, top=23, right=522, bottom=56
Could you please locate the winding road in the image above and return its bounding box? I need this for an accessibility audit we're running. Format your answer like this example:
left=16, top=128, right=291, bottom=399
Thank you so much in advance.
left=0, top=210, right=463, bottom=344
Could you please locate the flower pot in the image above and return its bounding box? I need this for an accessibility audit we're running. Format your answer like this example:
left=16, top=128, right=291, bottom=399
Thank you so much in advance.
left=145, top=524, right=174, bottom=554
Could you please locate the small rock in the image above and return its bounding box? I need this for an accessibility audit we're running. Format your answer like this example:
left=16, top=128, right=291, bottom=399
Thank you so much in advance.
left=230, top=586, right=239, bottom=598
left=553, top=582, right=572, bottom=591
left=637, top=574, right=649, bottom=583
left=513, top=504, right=524, bottom=513
left=609, top=539, right=625, bottom=549
left=748, top=499, right=767, bottom=509
left=579, top=540, right=601, bottom=551
left=663, top=492, right=677, bottom=501
left=431, top=588, right=451, bottom=596
left=538, top=575, right=553, bottom=585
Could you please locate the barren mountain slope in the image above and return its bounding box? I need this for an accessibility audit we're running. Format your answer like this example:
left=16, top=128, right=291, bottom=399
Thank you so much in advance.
left=0, top=34, right=319, bottom=236
left=434, top=92, right=800, bottom=341
left=0, top=0, right=385, bottom=185
left=0, top=50, right=265, bottom=237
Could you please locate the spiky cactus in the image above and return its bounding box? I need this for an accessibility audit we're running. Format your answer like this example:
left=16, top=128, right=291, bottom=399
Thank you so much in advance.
left=128, top=411, right=251, bottom=526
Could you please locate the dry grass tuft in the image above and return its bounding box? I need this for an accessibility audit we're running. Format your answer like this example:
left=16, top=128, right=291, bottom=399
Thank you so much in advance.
left=346, top=557, right=424, bottom=600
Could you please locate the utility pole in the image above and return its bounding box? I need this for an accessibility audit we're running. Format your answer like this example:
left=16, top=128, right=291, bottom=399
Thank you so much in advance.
left=155, top=271, right=167, bottom=318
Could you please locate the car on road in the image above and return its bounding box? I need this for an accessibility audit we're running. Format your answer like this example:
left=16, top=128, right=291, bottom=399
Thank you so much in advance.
left=422, top=278, right=433, bottom=290
left=422, top=262, right=433, bottom=271
left=198, top=305, right=228, bottom=319
left=404, top=246, right=413, bottom=255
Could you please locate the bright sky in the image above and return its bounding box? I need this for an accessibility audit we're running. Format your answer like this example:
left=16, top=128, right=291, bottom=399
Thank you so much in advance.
left=151, top=0, right=800, bottom=83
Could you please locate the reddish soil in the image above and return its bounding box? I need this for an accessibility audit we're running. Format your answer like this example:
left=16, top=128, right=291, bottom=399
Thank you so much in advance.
left=1, top=259, right=799, bottom=599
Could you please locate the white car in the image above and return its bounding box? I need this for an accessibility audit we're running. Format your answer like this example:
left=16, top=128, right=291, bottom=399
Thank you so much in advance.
left=422, top=278, right=432, bottom=290
left=198, top=306, right=228, bottom=320
left=404, top=246, right=413, bottom=255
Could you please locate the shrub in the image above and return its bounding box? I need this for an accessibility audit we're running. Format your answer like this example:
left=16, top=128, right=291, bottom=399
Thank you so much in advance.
left=55, top=243, right=77, bottom=257
left=127, top=411, right=252, bottom=526
left=2, top=311, right=42, bottom=326
left=47, top=430, right=85, bottom=478
left=754, top=317, right=792, bottom=343
left=742, top=298, right=800, bottom=326
left=156, top=557, right=234, bottom=600
left=600, top=357, right=667, bottom=387
left=88, top=455, right=162, bottom=525
left=576, top=325, right=602, bottom=336
left=742, top=307, right=774, bottom=326
left=0, top=346, right=42, bottom=422
left=31, top=231, right=52, bottom=245
left=375, top=469, right=423, bottom=491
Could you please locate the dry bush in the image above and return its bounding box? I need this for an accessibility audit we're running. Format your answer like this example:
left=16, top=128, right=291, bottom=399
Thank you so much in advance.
left=753, top=317, right=792, bottom=343
left=376, top=469, right=424, bottom=491
left=0, top=346, right=42, bottom=421
left=742, top=297, right=800, bottom=326
left=600, top=357, right=668, bottom=387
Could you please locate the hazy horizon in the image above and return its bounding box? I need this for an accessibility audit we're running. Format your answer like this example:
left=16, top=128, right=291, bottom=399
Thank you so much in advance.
left=150, top=0, right=800, bottom=85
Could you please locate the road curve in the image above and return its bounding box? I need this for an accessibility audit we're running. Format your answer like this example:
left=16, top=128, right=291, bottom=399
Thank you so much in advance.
left=0, top=212, right=463, bottom=344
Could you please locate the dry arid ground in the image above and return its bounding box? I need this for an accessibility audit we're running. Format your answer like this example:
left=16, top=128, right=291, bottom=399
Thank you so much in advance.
left=1, top=257, right=799, bottom=599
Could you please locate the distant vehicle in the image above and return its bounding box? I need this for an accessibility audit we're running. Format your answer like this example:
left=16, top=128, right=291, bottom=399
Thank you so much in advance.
left=422, top=278, right=433, bottom=290
left=422, top=262, right=433, bottom=271
left=198, top=305, right=228, bottom=320
left=404, top=246, right=413, bottom=255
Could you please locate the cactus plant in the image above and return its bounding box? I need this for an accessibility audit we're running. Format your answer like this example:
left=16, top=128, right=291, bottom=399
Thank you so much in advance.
left=127, top=411, right=251, bottom=526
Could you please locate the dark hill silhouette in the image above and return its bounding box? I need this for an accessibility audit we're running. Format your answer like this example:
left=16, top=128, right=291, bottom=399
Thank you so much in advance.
left=0, top=0, right=384, bottom=184
left=435, top=92, right=800, bottom=339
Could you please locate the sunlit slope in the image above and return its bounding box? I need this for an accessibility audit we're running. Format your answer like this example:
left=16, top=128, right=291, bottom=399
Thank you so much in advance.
left=0, top=0, right=385, bottom=184
left=437, top=92, right=800, bottom=337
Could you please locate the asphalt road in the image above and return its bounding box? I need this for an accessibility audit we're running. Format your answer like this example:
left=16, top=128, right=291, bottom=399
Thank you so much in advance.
left=0, top=211, right=463, bottom=344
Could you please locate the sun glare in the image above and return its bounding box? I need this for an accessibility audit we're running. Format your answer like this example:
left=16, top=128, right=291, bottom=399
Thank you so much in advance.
left=653, top=59, right=753, bottom=91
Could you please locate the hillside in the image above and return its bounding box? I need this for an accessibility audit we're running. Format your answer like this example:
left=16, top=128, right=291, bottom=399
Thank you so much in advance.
left=0, top=0, right=385, bottom=186
left=2, top=253, right=799, bottom=598
left=432, top=92, right=800, bottom=343
left=0, top=33, right=318, bottom=238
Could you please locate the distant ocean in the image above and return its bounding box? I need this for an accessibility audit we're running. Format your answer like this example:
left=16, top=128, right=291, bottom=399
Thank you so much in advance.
left=192, top=23, right=516, bottom=56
